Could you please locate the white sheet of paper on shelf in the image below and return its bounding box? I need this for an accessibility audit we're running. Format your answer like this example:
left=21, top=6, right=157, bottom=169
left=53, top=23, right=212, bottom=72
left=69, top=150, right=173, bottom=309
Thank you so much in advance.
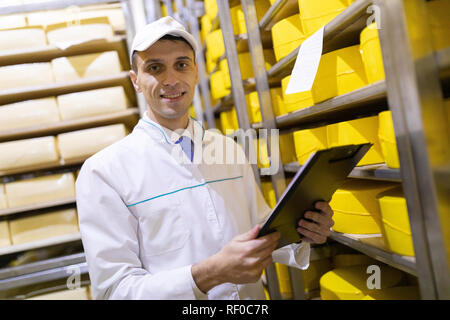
left=285, top=26, right=324, bottom=95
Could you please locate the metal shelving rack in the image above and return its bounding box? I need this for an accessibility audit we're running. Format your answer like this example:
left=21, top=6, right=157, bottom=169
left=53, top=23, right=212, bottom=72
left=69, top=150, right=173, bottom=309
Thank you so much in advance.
left=190, top=0, right=449, bottom=300
left=2, top=0, right=446, bottom=301
left=0, top=0, right=147, bottom=299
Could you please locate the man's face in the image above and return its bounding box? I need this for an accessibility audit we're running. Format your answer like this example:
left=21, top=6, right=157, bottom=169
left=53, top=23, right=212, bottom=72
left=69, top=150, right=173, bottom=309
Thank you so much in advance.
left=130, top=39, right=198, bottom=120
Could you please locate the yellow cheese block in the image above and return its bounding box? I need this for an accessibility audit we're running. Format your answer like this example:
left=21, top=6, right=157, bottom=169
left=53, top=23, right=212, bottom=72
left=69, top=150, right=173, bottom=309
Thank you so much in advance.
left=200, top=15, right=212, bottom=43
left=272, top=14, right=307, bottom=61
left=230, top=2, right=271, bottom=35
left=378, top=111, right=400, bottom=168
left=293, top=127, right=328, bottom=165
left=255, top=138, right=270, bottom=168
left=362, top=286, right=420, bottom=300
left=220, top=50, right=276, bottom=88
left=9, top=208, right=79, bottom=245
left=256, top=131, right=296, bottom=167
left=279, top=132, right=297, bottom=165
left=0, top=221, right=11, bottom=248
left=245, top=88, right=288, bottom=123
left=0, top=14, right=27, bottom=30
left=275, top=263, right=292, bottom=299
left=57, top=86, right=129, bottom=121
left=246, top=92, right=262, bottom=124
left=378, top=186, right=415, bottom=257
left=269, top=87, right=289, bottom=117
left=46, top=22, right=114, bottom=46
left=320, top=264, right=404, bottom=300
left=0, top=27, right=47, bottom=51
left=51, top=51, right=122, bottom=82
left=301, top=258, right=332, bottom=292
left=219, top=108, right=239, bottom=134
left=205, top=48, right=218, bottom=74
left=0, top=97, right=60, bottom=132
left=427, top=0, right=450, bottom=51
left=5, top=172, right=75, bottom=208
left=329, top=179, right=397, bottom=234
left=230, top=5, right=243, bottom=36
left=0, top=184, right=7, bottom=209
left=210, top=70, right=230, bottom=100
left=0, top=62, right=54, bottom=91
left=204, top=0, right=218, bottom=20
left=299, top=0, right=354, bottom=36
left=189, top=105, right=196, bottom=119
left=332, top=254, right=378, bottom=268
left=327, top=116, right=384, bottom=166
left=0, top=136, right=59, bottom=172
left=282, top=75, right=314, bottom=112
left=312, top=45, right=368, bottom=103
left=360, top=23, right=385, bottom=83
left=57, top=124, right=127, bottom=162
left=161, top=4, right=168, bottom=17
left=261, top=180, right=277, bottom=209
left=254, top=132, right=296, bottom=168
left=172, top=0, right=177, bottom=13
left=28, top=287, right=90, bottom=300
left=205, top=29, right=225, bottom=62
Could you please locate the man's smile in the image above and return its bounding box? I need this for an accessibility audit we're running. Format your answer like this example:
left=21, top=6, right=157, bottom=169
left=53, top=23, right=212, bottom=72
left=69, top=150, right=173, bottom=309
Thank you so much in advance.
left=160, top=92, right=186, bottom=99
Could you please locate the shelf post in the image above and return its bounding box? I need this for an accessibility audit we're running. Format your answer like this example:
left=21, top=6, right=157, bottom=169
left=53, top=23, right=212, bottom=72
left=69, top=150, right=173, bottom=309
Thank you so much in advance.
left=376, top=0, right=450, bottom=299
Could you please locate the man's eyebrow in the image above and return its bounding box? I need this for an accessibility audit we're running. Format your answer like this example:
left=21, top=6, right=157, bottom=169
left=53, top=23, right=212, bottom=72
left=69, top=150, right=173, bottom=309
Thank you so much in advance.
left=142, top=56, right=193, bottom=66
left=142, top=59, right=163, bottom=67
left=176, top=56, right=193, bottom=61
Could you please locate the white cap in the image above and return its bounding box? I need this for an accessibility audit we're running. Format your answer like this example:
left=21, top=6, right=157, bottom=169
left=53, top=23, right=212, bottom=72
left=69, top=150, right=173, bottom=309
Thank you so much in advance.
left=130, top=16, right=198, bottom=64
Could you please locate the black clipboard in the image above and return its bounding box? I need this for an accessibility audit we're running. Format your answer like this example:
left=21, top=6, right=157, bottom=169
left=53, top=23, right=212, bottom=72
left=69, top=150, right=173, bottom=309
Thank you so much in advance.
left=258, top=143, right=372, bottom=249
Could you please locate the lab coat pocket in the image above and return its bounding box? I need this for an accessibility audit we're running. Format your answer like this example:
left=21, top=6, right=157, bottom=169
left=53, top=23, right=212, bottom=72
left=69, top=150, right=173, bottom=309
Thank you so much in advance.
left=137, top=199, right=190, bottom=257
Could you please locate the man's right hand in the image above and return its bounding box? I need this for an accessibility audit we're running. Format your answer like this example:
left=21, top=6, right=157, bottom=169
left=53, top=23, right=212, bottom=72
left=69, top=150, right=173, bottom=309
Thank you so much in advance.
left=191, top=225, right=280, bottom=294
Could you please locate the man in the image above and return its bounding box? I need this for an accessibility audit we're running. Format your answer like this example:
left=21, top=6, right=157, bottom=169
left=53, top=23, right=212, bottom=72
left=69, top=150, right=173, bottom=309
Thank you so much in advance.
left=76, top=16, right=334, bottom=300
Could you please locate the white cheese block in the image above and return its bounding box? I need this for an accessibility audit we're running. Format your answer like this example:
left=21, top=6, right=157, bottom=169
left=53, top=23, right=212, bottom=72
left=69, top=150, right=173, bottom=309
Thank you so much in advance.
left=0, top=184, right=8, bottom=209
left=0, top=136, right=59, bottom=171
left=78, top=9, right=125, bottom=31
left=0, top=63, right=54, bottom=91
left=0, top=185, right=7, bottom=209
left=28, top=287, right=90, bottom=300
left=57, top=86, right=129, bottom=121
left=5, top=172, right=75, bottom=208
left=0, top=14, right=27, bottom=30
left=57, top=124, right=126, bottom=161
left=9, top=208, right=79, bottom=245
left=0, top=221, right=11, bottom=248
left=27, top=10, right=70, bottom=28
left=51, top=51, right=121, bottom=82
left=47, top=23, right=114, bottom=46
left=0, top=97, right=60, bottom=131
left=0, top=27, right=47, bottom=51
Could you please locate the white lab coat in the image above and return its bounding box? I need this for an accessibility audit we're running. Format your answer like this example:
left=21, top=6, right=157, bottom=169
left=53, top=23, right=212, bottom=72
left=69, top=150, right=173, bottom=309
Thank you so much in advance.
left=76, top=115, right=310, bottom=300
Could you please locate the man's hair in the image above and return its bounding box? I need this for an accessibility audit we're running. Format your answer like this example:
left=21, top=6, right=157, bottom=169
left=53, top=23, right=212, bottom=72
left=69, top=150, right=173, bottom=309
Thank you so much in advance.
left=131, top=34, right=196, bottom=73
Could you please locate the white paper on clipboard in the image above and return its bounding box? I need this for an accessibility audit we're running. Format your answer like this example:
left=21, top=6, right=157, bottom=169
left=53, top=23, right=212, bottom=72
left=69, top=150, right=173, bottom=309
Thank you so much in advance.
left=285, top=26, right=324, bottom=95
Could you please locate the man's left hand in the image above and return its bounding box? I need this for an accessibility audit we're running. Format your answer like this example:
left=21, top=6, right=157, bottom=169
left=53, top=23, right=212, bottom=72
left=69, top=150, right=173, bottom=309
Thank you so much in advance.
left=296, top=201, right=335, bottom=244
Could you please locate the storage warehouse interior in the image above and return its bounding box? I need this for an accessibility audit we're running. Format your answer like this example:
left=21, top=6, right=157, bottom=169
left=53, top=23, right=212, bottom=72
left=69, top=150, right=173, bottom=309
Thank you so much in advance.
left=0, top=0, right=448, bottom=300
